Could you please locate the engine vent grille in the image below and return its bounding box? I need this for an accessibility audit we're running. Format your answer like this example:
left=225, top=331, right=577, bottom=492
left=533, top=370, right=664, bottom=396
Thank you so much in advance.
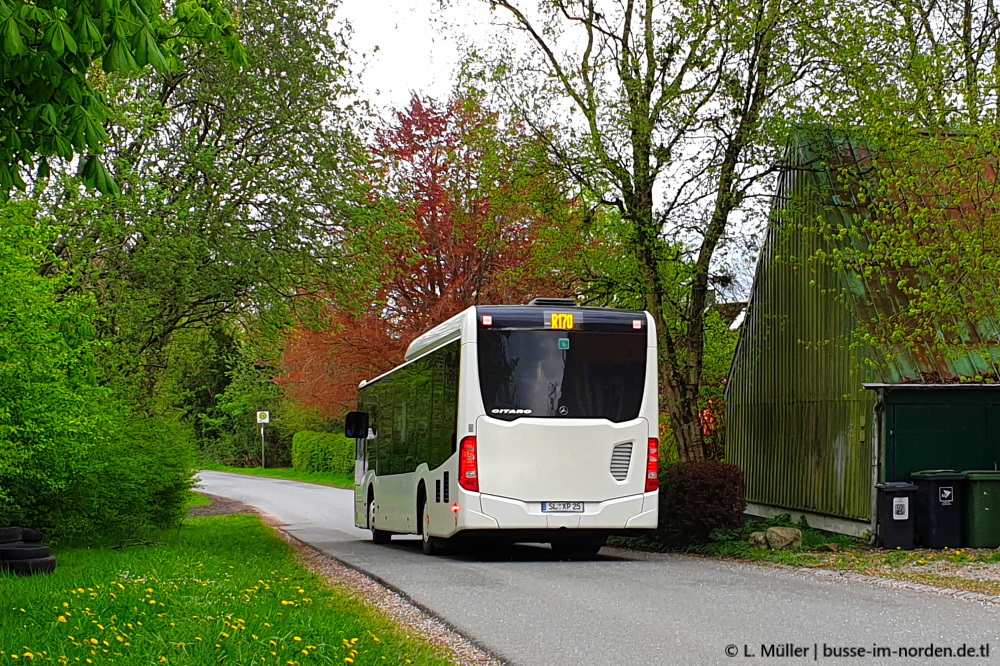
left=610, top=442, right=633, bottom=481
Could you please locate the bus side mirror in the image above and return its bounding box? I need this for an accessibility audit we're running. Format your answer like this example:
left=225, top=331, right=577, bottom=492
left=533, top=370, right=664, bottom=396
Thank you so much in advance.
left=345, top=411, right=369, bottom=439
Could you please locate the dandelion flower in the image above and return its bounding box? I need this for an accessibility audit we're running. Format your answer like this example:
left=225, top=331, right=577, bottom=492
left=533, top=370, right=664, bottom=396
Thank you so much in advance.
left=293, top=637, right=302, bottom=643
left=58, top=617, right=67, bottom=624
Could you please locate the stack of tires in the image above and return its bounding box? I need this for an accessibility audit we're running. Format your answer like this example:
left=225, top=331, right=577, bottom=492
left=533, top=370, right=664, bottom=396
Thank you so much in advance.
left=0, top=526, right=56, bottom=576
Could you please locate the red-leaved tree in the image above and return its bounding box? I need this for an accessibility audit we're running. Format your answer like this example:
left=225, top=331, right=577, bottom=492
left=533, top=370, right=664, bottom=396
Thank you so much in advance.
left=280, top=93, right=585, bottom=417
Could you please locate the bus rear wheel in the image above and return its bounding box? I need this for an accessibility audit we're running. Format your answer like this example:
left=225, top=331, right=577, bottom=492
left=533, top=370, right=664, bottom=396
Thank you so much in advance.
left=420, top=496, right=445, bottom=556
left=368, top=496, right=391, bottom=545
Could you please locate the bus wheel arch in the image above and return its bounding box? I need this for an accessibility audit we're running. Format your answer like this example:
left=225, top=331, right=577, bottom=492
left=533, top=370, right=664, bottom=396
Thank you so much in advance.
left=416, top=483, right=427, bottom=534
left=368, top=486, right=391, bottom=545
left=417, top=485, right=444, bottom=556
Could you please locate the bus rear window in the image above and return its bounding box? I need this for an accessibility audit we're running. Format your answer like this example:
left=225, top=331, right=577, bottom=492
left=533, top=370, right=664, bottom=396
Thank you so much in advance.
left=477, top=329, right=646, bottom=422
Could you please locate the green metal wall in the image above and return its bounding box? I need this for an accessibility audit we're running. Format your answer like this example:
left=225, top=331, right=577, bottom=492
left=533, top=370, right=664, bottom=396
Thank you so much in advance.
left=884, top=389, right=1000, bottom=481
left=729, top=133, right=1000, bottom=522
left=727, top=143, right=874, bottom=521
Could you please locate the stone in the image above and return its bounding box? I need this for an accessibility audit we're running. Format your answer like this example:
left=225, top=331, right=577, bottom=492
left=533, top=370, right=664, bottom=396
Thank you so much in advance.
left=748, top=531, right=769, bottom=549
left=765, top=526, right=803, bottom=550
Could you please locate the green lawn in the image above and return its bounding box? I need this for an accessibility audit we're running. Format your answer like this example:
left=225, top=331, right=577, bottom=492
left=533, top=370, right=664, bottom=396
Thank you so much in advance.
left=184, top=491, right=213, bottom=509
left=0, top=515, right=451, bottom=665
left=199, top=464, right=354, bottom=490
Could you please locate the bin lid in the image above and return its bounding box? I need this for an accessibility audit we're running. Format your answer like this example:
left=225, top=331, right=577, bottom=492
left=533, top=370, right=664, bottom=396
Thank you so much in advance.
left=876, top=482, right=918, bottom=490
left=911, top=469, right=964, bottom=480
left=961, top=470, right=1000, bottom=481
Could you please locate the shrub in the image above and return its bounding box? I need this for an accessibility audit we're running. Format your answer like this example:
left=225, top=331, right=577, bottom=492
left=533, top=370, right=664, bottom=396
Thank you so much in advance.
left=3, top=413, right=197, bottom=543
left=655, top=461, right=746, bottom=549
left=51, top=417, right=196, bottom=541
left=0, top=205, right=195, bottom=543
left=292, top=430, right=354, bottom=474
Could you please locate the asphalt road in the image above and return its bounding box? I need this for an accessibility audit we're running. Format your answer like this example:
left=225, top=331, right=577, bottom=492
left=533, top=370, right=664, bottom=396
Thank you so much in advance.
left=196, top=471, right=1000, bottom=666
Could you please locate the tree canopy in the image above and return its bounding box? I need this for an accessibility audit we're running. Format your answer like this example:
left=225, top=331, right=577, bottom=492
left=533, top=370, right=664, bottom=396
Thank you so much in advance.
left=280, top=92, right=586, bottom=417
left=1, top=0, right=246, bottom=195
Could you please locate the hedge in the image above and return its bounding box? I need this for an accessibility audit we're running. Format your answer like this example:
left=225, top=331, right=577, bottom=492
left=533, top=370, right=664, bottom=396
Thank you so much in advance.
left=291, top=430, right=354, bottom=474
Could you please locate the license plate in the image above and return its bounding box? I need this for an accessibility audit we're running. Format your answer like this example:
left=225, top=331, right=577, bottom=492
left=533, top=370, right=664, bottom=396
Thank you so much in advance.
left=542, top=502, right=583, bottom=512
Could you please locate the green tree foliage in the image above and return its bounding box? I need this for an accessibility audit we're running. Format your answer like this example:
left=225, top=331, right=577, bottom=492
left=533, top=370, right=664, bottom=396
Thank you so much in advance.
left=197, top=345, right=283, bottom=466
left=0, top=0, right=246, bottom=195
left=797, top=129, right=1000, bottom=381
left=822, top=0, right=1000, bottom=128
left=33, top=0, right=366, bottom=404
left=291, top=431, right=354, bottom=475
left=801, top=1, right=1000, bottom=377
left=0, top=201, right=193, bottom=540
left=479, top=0, right=841, bottom=461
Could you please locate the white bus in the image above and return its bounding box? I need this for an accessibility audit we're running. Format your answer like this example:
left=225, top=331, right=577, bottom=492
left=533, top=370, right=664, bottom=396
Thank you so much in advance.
left=345, top=298, right=659, bottom=556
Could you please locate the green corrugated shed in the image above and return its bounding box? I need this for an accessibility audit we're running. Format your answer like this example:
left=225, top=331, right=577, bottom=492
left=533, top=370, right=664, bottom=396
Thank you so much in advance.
left=727, top=132, right=1000, bottom=529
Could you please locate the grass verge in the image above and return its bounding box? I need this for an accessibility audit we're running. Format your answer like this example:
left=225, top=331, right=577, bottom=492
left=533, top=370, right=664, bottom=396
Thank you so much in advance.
left=0, top=514, right=452, bottom=665
left=184, top=491, right=212, bottom=509
left=199, top=464, right=354, bottom=490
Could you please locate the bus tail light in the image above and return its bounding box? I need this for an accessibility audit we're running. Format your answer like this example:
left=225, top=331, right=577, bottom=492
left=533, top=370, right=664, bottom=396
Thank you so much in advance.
left=459, top=436, right=479, bottom=492
left=645, top=438, right=659, bottom=492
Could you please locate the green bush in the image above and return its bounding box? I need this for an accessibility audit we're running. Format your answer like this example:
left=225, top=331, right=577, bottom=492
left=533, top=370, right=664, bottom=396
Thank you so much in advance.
left=0, top=204, right=194, bottom=543
left=44, top=417, right=196, bottom=541
left=292, top=430, right=354, bottom=474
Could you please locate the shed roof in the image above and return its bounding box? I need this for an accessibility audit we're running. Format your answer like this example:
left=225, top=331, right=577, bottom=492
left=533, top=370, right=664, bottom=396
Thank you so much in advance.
left=784, top=130, right=1000, bottom=384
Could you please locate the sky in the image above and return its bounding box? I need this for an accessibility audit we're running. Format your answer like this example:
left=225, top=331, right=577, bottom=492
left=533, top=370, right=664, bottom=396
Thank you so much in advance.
left=333, top=1, right=496, bottom=110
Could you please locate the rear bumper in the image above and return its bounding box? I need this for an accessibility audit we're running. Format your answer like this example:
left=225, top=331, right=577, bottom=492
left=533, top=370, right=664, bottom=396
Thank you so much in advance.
left=460, top=491, right=657, bottom=532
